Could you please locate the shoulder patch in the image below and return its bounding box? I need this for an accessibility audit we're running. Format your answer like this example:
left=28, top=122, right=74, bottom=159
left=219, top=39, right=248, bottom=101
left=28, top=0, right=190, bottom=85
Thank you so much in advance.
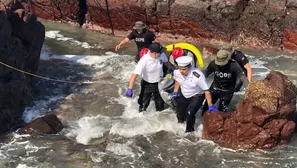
left=193, top=72, right=200, bottom=78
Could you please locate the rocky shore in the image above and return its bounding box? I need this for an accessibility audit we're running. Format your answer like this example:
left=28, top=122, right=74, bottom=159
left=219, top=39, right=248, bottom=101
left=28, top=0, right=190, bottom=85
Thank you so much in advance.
left=0, top=0, right=45, bottom=133
left=24, top=0, right=297, bottom=52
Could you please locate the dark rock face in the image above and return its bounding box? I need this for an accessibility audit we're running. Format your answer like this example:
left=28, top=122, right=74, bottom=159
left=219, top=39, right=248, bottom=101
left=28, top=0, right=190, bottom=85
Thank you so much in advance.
left=19, top=114, right=64, bottom=134
left=203, top=71, right=297, bottom=149
left=0, top=0, right=45, bottom=133
left=24, top=0, right=297, bottom=51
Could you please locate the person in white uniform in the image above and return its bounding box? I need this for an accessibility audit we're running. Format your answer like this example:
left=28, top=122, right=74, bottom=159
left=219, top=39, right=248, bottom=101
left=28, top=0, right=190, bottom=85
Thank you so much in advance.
left=172, top=56, right=218, bottom=132
left=126, top=42, right=174, bottom=112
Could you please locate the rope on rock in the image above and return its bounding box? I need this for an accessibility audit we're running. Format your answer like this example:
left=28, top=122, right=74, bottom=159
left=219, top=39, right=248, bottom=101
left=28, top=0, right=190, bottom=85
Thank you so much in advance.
left=0, top=61, right=121, bottom=85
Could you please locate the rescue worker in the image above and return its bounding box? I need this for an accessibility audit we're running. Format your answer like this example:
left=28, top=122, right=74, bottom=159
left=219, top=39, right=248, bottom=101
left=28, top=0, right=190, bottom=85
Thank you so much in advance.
left=222, top=45, right=252, bottom=91
left=172, top=56, right=218, bottom=132
left=169, top=47, right=184, bottom=66
left=115, top=21, right=157, bottom=63
left=125, top=43, right=174, bottom=112
left=202, top=49, right=249, bottom=112
left=169, top=47, right=196, bottom=67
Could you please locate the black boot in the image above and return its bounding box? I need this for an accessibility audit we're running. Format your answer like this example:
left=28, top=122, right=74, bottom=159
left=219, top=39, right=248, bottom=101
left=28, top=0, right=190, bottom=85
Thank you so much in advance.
left=139, top=107, right=145, bottom=113
left=185, top=127, right=195, bottom=133
left=178, top=119, right=185, bottom=123
left=185, top=122, right=195, bottom=133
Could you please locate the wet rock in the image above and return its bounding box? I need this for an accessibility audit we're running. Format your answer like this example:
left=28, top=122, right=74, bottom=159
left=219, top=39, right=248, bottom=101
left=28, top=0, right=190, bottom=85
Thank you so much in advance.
left=202, top=46, right=219, bottom=59
left=0, top=2, right=44, bottom=134
left=19, top=114, right=64, bottom=134
left=283, top=27, right=297, bottom=51
left=21, top=0, right=297, bottom=51
left=203, top=71, right=297, bottom=149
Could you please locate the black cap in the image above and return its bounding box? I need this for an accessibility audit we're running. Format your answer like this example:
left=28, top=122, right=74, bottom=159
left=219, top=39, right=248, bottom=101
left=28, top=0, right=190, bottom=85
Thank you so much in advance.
left=149, top=43, right=166, bottom=54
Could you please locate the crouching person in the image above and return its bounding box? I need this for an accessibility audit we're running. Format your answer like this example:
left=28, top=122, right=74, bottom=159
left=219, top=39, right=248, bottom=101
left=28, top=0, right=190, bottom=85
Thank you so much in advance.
left=172, top=56, right=218, bottom=132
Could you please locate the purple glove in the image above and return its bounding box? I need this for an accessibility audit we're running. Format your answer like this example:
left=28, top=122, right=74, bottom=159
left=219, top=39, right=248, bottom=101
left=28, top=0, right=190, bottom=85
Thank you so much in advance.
left=172, top=91, right=178, bottom=98
left=169, top=68, right=174, bottom=76
left=208, top=105, right=219, bottom=112
left=126, top=88, right=133, bottom=98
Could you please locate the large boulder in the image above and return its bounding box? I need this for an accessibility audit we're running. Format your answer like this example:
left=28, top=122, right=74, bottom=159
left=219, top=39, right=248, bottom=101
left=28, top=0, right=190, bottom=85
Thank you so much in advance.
left=0, top=1, right=45, bottom=133
left=203, top=71, right=297, bottom=149
left=19, top=114, right=64, bottom=134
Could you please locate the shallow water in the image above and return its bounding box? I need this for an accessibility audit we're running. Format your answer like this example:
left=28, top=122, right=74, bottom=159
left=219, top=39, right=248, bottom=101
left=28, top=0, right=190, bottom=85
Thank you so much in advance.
left=0, top=20, right=297, bottom=168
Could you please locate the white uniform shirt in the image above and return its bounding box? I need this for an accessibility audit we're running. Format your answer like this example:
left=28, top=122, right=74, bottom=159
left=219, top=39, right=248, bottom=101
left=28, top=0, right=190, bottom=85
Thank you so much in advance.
left=173, top=68, right=209, bottom=98
left=133, top=52, right=168, bottom=83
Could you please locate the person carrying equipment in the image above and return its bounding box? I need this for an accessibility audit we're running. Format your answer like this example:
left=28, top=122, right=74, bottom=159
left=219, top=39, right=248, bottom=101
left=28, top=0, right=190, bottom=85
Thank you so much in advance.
left=172, top=56, right=218, bottom=132
left=125, top=43, right=174, bottom=112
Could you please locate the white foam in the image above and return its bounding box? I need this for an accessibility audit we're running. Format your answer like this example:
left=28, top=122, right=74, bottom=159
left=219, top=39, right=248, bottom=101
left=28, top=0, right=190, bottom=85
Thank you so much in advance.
left=22, top=95, right=65, bottom=123
left=16, top=164, right=36, bottom=168
left=24, top=45, right=123, bottom=124
left=114, top=61, right=136, bottom=82
left=40, top=45, right=119, bottom=69
left=246, top=57, right=271, bottom=80
left=108, top=91, right=187, bottom=137
left=45, top=30, right=99, bottom=49
left=0, top=135, right=49, bottom=165
left=65, top=115, right=112, bottom=145
left=105, top=54, right=272, bottom=140
left=106, top=141, right=135, bottom=157
left=37, top=44, right=278, bottom=146
left=90, top=153, right=104, bottom=163
left=249, top=58, right=269, bottom=69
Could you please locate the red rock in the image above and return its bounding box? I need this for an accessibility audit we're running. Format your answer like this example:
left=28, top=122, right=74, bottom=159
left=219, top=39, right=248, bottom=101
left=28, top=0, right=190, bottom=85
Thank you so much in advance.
left=203, top=71, right=297, bottom=149
left=159, top=20, right=171, bottom=30
left=264, top=119, right=287, bottom=138
left=203, top=112, right=224, bottom=137
left=283, top=27, right=297, bottom=51
left=19, top=0, right=297, bottom=52
left=202, top=46, right=219, bottom=59
left=280, top=121, right=296, bottom=140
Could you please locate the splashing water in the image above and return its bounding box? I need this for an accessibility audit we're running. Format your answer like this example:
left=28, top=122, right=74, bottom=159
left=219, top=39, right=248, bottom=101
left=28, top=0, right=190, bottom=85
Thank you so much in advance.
left=4, top=24, right=297, bottom=168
